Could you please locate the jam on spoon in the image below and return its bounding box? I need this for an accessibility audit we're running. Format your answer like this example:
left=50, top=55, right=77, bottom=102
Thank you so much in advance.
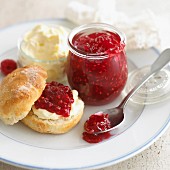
left=82, top=112, right=112, bottom=143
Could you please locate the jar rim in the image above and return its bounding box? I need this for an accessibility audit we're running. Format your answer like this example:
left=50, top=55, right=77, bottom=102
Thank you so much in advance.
left=68, top=23, right=126, bottom=59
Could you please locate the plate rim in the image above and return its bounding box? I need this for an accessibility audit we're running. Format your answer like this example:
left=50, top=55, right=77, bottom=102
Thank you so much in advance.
left=0, top=114, right=170, bottom=170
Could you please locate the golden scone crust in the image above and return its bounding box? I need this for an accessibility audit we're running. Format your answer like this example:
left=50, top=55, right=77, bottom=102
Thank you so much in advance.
left=22, top=99, right=84, bottom=134
left=0, top=65, right=47, bottom=125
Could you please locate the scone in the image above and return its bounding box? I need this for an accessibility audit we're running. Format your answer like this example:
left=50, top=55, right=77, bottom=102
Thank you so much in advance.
left=0, top=65, right=47, bottom=125
left=22, top=82, right=84, bottom=134
left=0, top=65, right=84, bottom=134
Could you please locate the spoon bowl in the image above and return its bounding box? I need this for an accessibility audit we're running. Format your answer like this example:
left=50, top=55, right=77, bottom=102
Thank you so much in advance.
left=88, top=48, right=170, bottom=135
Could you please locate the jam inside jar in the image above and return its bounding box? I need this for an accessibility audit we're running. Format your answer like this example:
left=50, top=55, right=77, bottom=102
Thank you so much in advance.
left=66, top=23, right=128, bottom=105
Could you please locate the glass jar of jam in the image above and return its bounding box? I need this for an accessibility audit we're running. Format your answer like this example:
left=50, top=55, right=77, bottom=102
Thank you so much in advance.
left=66, top=23, right=128, bottom=105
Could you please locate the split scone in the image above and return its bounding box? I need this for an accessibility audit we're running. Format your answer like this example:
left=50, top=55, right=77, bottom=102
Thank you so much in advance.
left=0, top=65, right=84, bottom=134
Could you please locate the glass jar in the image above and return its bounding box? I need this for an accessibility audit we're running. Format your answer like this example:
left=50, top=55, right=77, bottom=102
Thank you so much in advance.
left=66, top=23, right=128, bottom=105
left=18, top=24, right=70, bottom=83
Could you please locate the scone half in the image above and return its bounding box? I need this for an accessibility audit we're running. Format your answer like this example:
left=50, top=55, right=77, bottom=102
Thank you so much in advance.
left=0, top=65, right=47, bottom=125
left=22, top=98, right=84, bottom=134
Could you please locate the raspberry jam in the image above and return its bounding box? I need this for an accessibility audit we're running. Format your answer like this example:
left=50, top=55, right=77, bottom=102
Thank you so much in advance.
left=84, top=113, right=111, bottom=133
left=67, top=23, right=128, bottom=105
left=82, top=131, right=111, bottom=143
left=34, top=81, right=74, bottom=117
left=83, top=113, right=112, bottom=143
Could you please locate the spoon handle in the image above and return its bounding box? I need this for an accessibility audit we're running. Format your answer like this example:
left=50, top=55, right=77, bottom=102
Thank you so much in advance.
left=118, top=48, right=170, bottom=108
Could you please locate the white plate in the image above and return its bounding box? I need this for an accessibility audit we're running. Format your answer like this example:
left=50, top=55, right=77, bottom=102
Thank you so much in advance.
left=0, top=19, right=170, bottom=170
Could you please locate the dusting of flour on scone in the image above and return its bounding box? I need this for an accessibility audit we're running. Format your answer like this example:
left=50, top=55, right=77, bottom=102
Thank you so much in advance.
left=0, top=65, right=47, bottom=125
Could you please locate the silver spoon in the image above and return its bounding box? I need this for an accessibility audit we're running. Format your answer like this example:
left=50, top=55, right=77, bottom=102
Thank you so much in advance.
left=91, top=48, right=170, bottom=134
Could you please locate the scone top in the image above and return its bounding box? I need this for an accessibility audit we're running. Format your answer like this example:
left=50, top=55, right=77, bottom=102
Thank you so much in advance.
left=0, top=65, right=47, bottom=125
